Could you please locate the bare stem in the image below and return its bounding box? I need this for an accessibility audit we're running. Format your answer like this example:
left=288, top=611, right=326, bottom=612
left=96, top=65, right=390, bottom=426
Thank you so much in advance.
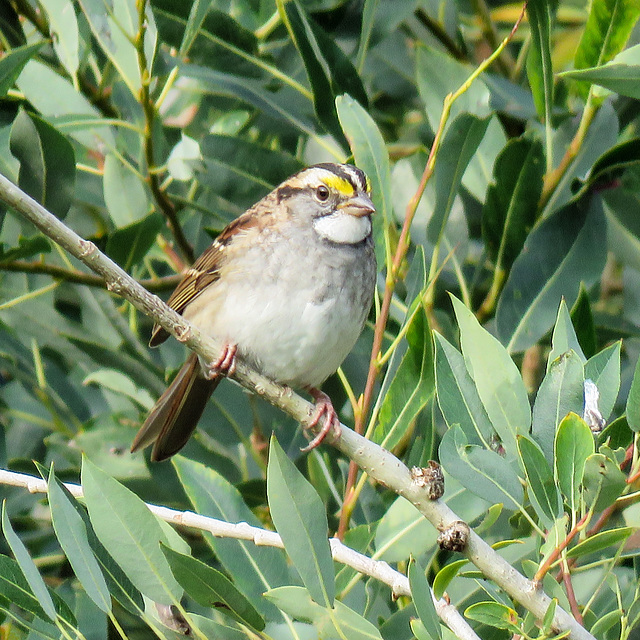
left=135, top=0, right=194, bottom=264
left=0, top=260, right=180, bottom=291
left=337, top=2, right=528, bottom=539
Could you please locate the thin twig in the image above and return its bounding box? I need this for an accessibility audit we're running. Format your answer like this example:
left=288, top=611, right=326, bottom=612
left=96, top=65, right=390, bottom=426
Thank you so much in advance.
left=534, top=513, right=589, bottom=582
left=0, top=172, right=594, bottom=640
left=561, top=562, right=584, bottom=625
left=134, top=1, right=194, bottom=264
left=0, top=260, right=181, bottom=291
left=414, top=8, right=467, bottom=61
left=337, top=2, right=528, bottom=540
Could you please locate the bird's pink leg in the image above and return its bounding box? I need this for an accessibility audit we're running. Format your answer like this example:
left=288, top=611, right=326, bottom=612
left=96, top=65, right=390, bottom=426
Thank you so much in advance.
left=205, top=343, right=237, bottom=379
left=301, top=387, right=342, bottom=452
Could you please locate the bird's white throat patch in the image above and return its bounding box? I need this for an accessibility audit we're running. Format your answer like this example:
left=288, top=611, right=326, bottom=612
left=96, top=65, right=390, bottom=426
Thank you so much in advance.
left=313, top=212, right=371, bottom=244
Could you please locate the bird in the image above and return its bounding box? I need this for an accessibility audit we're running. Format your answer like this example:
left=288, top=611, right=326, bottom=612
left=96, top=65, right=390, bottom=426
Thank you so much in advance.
left=131, top=162, right=377, bottom=462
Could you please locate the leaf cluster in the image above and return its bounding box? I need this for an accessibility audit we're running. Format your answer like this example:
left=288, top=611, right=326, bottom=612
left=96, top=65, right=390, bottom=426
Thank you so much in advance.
left=2, top=1, right=640, bottom=640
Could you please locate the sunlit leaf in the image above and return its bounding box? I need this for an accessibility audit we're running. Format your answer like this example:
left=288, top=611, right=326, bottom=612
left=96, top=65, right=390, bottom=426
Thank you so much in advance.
left=555, top=413, right=595, bottom=514
left=267, top=436, right=334, bottom=607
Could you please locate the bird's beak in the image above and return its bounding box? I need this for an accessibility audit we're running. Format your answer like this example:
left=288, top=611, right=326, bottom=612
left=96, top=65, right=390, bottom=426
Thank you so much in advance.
left=338, top=193, right=375, bottom=217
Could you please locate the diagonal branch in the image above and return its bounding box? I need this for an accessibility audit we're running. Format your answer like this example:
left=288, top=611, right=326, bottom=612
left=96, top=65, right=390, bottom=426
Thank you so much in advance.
left=0, top=172, right=594, bottom=640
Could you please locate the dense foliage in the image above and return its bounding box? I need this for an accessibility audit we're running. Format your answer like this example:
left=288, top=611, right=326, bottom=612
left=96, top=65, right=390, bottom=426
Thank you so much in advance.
left=1, top=0, right=640, bottom=639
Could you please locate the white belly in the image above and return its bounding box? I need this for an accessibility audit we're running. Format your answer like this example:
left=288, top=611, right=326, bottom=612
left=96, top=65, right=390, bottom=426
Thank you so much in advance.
left=183, top=247, right=373, bottom=388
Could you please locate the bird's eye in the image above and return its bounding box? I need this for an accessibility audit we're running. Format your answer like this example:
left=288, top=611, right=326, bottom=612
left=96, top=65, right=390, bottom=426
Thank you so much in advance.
left=316, top=185, right=330, bottom=201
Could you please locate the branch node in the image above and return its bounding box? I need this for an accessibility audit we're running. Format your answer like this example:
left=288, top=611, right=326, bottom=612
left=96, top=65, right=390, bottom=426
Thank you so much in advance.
left=437, top=521, right=470, bottom=552
left=410, top=461, right=444, bottom=500
left=175, top=325, right=192, bottom=343
left=78, top=239, right=97, bottom=258
left=106, top=278, right=124, bottom=294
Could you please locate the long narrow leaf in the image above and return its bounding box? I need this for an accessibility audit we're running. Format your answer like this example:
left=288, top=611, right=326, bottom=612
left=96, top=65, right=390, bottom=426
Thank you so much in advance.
left=1, top=503, right=57, bottom=622
left=47, top=467, right=112, bottom=613
left=267, top=436, right=335, bottom=607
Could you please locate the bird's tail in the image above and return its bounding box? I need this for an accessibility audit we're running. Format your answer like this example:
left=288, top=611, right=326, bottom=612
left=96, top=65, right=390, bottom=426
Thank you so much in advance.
left=131, top=353, right=219, bottom=462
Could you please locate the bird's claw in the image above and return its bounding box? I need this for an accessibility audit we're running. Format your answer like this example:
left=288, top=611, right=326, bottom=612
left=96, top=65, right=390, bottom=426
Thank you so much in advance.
left=206, top=343, right=237, bottom=379
left=300, top=388, right=341, bottom=452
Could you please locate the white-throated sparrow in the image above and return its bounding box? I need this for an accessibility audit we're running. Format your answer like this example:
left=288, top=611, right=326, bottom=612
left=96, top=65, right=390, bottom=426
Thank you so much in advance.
left=131, top=163, right=376, bottom=461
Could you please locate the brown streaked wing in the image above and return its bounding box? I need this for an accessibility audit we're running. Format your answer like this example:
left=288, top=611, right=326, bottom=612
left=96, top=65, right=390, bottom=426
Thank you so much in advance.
left=149, top=241, right=224, bottom=346
left=147, top=207, right=264, bottom=347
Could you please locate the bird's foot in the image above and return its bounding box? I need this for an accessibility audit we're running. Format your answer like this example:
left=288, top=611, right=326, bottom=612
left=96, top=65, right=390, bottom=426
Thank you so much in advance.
left=206, top=343, right=237, bottom=379
left=301, top=388, right=341, bottom=452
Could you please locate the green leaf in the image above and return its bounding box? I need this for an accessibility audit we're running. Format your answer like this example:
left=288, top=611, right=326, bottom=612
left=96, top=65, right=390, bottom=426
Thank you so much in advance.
left=308, top=18, right=368, bottom=109
left=83, top=369, right=154, bottom=410
left=39, top=0, right=80, bottom=78
left=373, top=497, right=437, bottom=563
left=626, top=353, right=640, bottom=431
left=264, top=586, right=383, bottom=639
left=267, top=436, right=334, bottom=607
left=451, top=295, right=530, bottom=456
left=532, top=351, right=585, bottom=463
left=281, top=1, right=345, bottom=145
left=179, top=0, right=215, bottom=56
left=465, top=602, right=522, bottom=633
left=432, top=559, right=468, bottom=600
left=416, top=46, right=491, bottom=133
left=53, top=484, right=144, bottom=615
left=336, top=94, right=391, bottom=264
left=173, top=456, right=288, bottom=617
left=542, top=599, right=558, bottom=636
left=517, top=435, right=562, bottom=528
left=77, top=0, right=157, bottom=97
left=462, top=116, right=507, bottom=203
left=586, top=136, right=640, bottom=191
left=555, top=413, right=595, bottom=514
left=102, top=154, right=150, bottom=227
left=81, top=457, right=182, bottom=605
left=585, top=342, right=621, bottom=421
left=47, top=467, right=112, bottom=613
left=570, top=285, right=597, bottom=359
left=573, top=0, right=640, bottom=99
left=199, top=134, right=303, bottom=206
left=482, top=137, right=544, bottom=272
left=1, top=503, right=56, bottom=621
left=0, top=42, right=44, bottom=98
left=9, top=109, right=75, bottom=219
left=591, top=610, right=625, bottom=638
left=167, top=134, right=203, bottom=181
left=427, top=114, right=490, bottom=244
left=408, top=558, right=441, bottom=640
left=497, top=194, right=607, bottom=353
left=181, top=63, right=315, bottom=136
left=543, top=102, right=618, bottom=216
left=433, top=332, right=494, bottom=447
left=375, top=309, right=434, bottom=448
left=0, top=235, right=51, bottom=263
left=16, top=59, right=115, bottom=148
left=526, top=1, right=555, bottom=120
left=105, top=213, right=163, bottom=271
left=566, top=527, right=633, bottom=559
left=561, top=56, right=640, bottom=100
left=548, top=300, right=586, bottom=368
left=157, top=5, right=257, bottom=68
left=161, top=545, right=264, bottom=631
left=439, top=426, right=524, bottom=510
left=0, top=555, right=75, bottom=626
left=583, top=452, right=627, bottom=512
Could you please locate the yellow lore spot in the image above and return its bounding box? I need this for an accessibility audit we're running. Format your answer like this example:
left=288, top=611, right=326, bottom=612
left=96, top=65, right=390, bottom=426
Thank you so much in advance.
left=322, top=174, right=355, bottom=196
